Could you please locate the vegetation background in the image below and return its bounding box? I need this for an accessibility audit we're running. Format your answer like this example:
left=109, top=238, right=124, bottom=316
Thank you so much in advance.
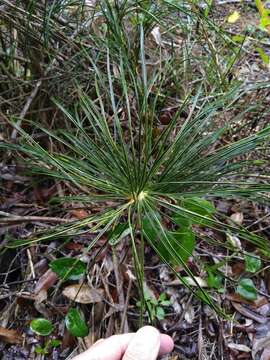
left=0, top=0, right=270, bottom=359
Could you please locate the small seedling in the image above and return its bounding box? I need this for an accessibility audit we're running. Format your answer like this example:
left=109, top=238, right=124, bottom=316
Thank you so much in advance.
left=35, top=339, right=61, bottom=355
left=30, top=310, right=89, bottom=343
left=30, top=318, right=61, bottom=355
left=205, top=261, right=225, bottom=293
left=137, top=291, right=171, bottom=322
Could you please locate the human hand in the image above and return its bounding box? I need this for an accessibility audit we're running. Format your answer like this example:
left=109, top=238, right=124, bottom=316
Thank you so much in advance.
left=72, top=326, right=174, bottom=360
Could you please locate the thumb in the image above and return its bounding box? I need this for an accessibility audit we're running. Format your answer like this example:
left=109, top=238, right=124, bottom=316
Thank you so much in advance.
left=122, top=326, right=161, bottom=360
left=71, top=327, right=174, bottom=360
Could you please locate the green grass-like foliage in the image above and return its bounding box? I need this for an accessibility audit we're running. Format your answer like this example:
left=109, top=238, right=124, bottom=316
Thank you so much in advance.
left=1, top=0, right=270, bottom=314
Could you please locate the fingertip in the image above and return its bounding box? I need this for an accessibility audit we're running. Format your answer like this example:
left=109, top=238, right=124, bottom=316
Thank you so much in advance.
left=138, top=325, right=160, bottom=337
left=131, top=326, right=174, bottom=356
left=122, top=326, right=161, bottom=360
left=160, top=334, right=174, bottom=355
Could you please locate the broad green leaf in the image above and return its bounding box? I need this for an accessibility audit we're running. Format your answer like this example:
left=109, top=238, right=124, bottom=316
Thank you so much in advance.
left=49, top=258, right=86, bottom=281
left=236, top=278, right=257, bottom=301
left=141, top=212, right=161, bottom=242
left=156, top=307, right=165, bottom=320
left=181, top=197, right=216, bottom=216
left=232, top=35, right=245, bottom=43
left=142, top=216, right=195, bottom=265
left=151, top=298, right=159, bottom=306
left=204, top=0, right=213, bottom=17
left=171, top=230, right=196, bottom=264
left=50, top=339, right=61, bottom=347
left=65, top=308, right=89, bottom=337
left=179, top=197, right=216, bottom=226
left=143, top=288, right=152, bottom=301
left=108, top=223, right=130, bottom=245
left=158, top=293, right=167, bottom=302
left=142, top=215, right=174, bottom=263
left=255, top=0, right=265, bottom=16
left=30, top=318, right=54, bottom=336
left=245, top=254, right=261, bottom=273
left=256, top=47, right=269, bottom=65
left=206, top=270, right=223, bottom=289
left=35, top=346, right=47, bottom=355
left=142, top=217, right=170, bottom=262
left=160, top=300, right=171, bottom=306
left=260, top=14, right=270, bottom=31
left=171, top=213, right=191, bottom=228
left=154, top=230, right=195, bottom=266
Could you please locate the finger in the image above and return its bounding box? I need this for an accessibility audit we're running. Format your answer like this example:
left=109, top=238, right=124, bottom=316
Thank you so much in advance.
left=72, top=329, right=174, bottom=360
left=159, top=334, right=174, bottom=355
left=72, top=333, right=134, bottom=360
left=122, top=326, right=160, bottom=360
left=91, top=338, right=105, bottom=347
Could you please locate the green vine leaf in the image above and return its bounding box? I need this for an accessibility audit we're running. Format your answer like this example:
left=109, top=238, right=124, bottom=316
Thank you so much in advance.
left=65, top=308, right=89, bottom=338
left=245, top=254, right=261, bottom=273
left=49, top=258, right=86, bottom=281
left=30, top=318, right=54, bottom=336
left=236, top=278, right=257, bottom=301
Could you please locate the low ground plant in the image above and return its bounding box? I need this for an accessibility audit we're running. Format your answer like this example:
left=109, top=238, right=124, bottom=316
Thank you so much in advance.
left=1, top=0, right=270, bottom=320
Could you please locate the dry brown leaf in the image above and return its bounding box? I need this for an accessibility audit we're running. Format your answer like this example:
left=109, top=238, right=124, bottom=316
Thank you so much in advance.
left=62, top=284, right=104, bottom=304
left=35, top=289, right=47, bottom=304
left=234, top=318, right=253, bottom=331
left=143, top=282, right=157, bottom=300
left=34, top=258, right=48, bottom=277
left=230, top=212, right=244, bottom=225
left=227, top=233, right=242, bottom=250
left=252, top=297, right=269, bottom=310
left=232, top=302, right=268, bottom=324
left=151, top=26, right=162, bottom=46
left=71, top=209, right=90, bottom=219
left=85, top=0, right=96, bottom=6
left=227, top=293, right=253, bottom=305
left=231, top=262, right=245, bottom=277
left=261, top=346, right=270, bottom=360
left=62, top=329, right=76, bottom=350
left=228, top=343, right=251, bottom=352
left=252, top=332, right=270, bottom=359
left=184, top=305, right=195, bottom=324
left=167, top=276, right=208, bottom=287
left=83, top=332, right=99, bottom=348
left=65, top=242, right=83, bottom=251
left=34, top=269, right=58, bottom=294
left=166, top=288, right=181, bottom=314
left=0, top=327, right=23, bottom=344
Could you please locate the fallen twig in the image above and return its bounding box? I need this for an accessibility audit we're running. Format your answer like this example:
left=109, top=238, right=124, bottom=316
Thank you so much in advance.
left=10, top=79, right=42, bottom=140
left=0, top=211, right=70, bottom=224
